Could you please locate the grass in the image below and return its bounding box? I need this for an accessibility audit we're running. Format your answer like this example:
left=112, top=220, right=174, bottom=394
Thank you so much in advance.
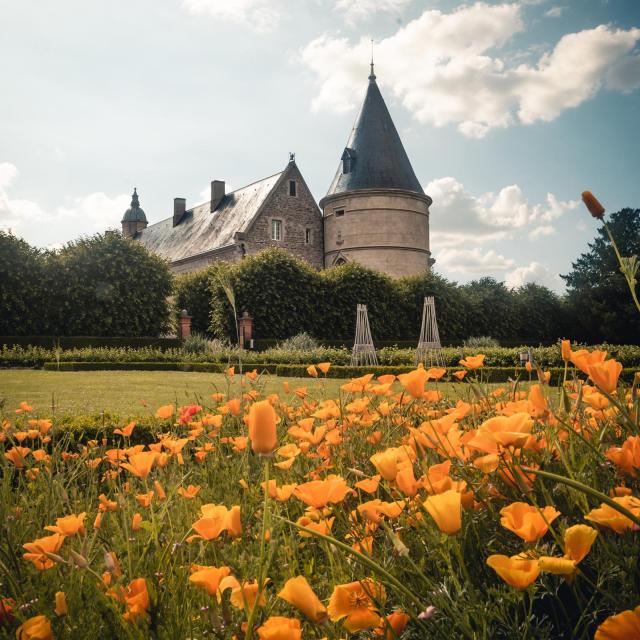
left=0, top=370, right=504, bottom=417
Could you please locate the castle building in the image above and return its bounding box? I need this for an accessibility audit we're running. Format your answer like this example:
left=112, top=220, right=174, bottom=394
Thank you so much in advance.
left=321, top=64, right=433, bottom=278
left=121, top=66, right=431, bottom=279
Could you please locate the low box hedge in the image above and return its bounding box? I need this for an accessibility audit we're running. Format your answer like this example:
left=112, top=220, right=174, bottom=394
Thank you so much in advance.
left=42, top=361, right=281, bottom=374
left=0, top=336, right=182, bottom=349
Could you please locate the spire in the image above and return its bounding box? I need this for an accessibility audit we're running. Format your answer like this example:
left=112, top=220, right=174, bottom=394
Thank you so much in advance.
left=121, top=187, right=147, bottom=224
left=323, top=66, right=424, bottom=200
left=369, top=38, right=376, bottom=81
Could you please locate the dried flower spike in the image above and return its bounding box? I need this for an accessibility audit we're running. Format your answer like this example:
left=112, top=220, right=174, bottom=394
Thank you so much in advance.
left=581, top=191, right=605, bottom=219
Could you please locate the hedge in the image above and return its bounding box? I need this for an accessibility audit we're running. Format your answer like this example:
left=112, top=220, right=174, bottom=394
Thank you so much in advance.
left=0, top=336, right=182, bottom=349
left=39, top=362, right=639, bottom=384
left=42, top=361, right=280, bottom=374
left=1, top=231, right=173, bottom=336
left=3, top=343, right=640, bottom=369
left=205, top=248, right=577, bottom=344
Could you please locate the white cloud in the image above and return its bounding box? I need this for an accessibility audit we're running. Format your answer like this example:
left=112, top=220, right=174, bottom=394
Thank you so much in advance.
left=528, top=224, right=556, bottom=239
left=181, top=0, right=281, bottom=32
left=0, top=162, right=130, bottom=245
left=333, top=0, right=410, bottom=23
left=301, top=3, right=640, bottom=136
left=544, top=6, right=564, bottom=18
left=437, top=247, right=515, bottom=273
left=505, top=261, right=562, bottom=289
left=426, top=176, right=577, bottom=247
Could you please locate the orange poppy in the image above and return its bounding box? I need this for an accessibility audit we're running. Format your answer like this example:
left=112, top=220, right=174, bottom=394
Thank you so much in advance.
left=248, top=400, right=278, bottom=455
left=278, top=575, right=327, bottom=622
left=486, top=554, right=540, bottom=590
left=327, top=579, right=385, bottom=632
left=499, top=502, right=560, bottom=542
left=595, top=605, right=640, bottom=639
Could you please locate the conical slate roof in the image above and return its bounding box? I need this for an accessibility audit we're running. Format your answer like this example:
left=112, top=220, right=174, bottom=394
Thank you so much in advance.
left=324, top=67, right=424, bottom=200
left=122, top=188, right=147, bottom=223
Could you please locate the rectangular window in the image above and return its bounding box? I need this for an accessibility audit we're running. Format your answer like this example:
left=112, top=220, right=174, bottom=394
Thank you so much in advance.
left=335, top=209, right=344, bottom=217
left=305, top=228, right=311, bottom=244
left=289, top=180, right=297, bottom=197
left=271, top=219, right=282, bottom=241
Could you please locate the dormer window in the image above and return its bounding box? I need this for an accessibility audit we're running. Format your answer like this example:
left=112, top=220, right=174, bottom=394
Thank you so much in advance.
left=341, top=147, right=356, bottom=174
left=289, top=180, right=297, bottom=197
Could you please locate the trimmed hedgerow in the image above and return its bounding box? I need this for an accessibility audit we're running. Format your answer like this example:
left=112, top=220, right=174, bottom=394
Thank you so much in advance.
left=2, top=343, right=640, bottom=369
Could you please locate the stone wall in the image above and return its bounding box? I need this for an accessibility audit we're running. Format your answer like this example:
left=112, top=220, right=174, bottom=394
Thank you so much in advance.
left=243, top=163, right=324, bottom=270
left=323, top=189, right=431, bottom=278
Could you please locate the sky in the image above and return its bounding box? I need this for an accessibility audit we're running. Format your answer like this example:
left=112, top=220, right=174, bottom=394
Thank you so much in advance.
left=1, top=0, right=639, bottom=292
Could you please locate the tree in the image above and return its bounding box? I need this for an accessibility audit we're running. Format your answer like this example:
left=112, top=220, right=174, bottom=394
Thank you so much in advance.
left=0, top=231, right=48, bottom=334
left=395, top=272, right=469, bottom=343
left=512, top=283, right=566, bottom=344
left=562, top=208, right=640, bottom=343
left=174, top=268, right=216, bottom=335
left=319, top=262, right=401, bottom=340
left=209, top=249, right=319, bottom=341
left=460, top=277, right=517, bottom=340
left=50, top=231, right=173, bottom=336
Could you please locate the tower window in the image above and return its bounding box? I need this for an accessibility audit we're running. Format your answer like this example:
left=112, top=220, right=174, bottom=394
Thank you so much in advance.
left=289, top=180, right=297, bottom=197
left=305, top=228, right=312, bottom=244
left=271, top=219, right=282, bottom=241
left=335, top=209, right=344, bottom=217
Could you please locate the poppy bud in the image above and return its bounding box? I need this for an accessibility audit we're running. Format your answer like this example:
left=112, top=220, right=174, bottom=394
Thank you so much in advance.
left=247, top=400, right=277, bottom=455
left=581, top=191, right=605, bottom=219
left=54, top=592, right=68, bottom=617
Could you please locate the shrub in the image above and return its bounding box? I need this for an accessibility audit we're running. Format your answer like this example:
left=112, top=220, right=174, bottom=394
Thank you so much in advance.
left=210, top=249, right=320, bottom=340
left=182, top=332, right=212, bottom=355
left=174, top=268, right=216, bottom=335
left=275, top=332, right=319, bottom=352
left=0, top=232, right=49, bottom=334
left=464, top=336, right=500, bottom=348
left=48, top=231, right=173, bottom=337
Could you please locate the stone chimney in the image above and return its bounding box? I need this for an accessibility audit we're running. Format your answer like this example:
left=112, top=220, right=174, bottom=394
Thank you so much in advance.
left=210, top=180, right=225, bottom=213
left=173, top=197, right=186, bottom=227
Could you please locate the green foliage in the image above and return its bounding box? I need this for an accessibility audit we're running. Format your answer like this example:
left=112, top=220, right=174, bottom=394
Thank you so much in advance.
left=464, top=336, right=500, bottom=348
left=3, top=343, right=640, bottom=369
left=512, top=283, right=568, bottom=343
left=460, top=278, right=517, bottom=340
left=0, top=231, right=173, bottom=337
left=50, top=231, right=173, bottom=336
left=318, top=262, right=402, bottom=340
left=0, top=336, right=182, bottom=348
left=204, top=249, right=574, bottom=345
left=210, top=249, right=320, bottom=340
left=396, top=271, right=470, bottom=342
left=173, top=268, right=215, bottom=334
left=0, top=231, right=48, bottom=334
left=276, top=332, right=319, bottom=351
left=562, top=208, right=640, bottom=343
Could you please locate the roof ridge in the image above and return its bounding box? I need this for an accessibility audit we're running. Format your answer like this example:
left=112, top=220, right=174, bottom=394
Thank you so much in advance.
left=139, top=169, right=285, bottom=229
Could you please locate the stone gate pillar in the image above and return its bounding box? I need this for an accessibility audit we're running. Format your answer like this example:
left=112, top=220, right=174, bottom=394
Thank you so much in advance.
left=178, top=309, right=192, bottom=340
left=238, top=311, right=253, bottom=349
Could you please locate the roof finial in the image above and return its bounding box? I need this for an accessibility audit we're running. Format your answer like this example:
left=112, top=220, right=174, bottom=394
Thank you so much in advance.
left=131, top=187, right=139, bottom=208
left=369, top=38, right=376, bottom=81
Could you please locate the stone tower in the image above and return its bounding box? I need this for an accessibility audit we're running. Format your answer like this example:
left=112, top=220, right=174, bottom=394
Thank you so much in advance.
left=320, top=64, right=432, bottom=278
left=121, top=188, right=148, bottom=238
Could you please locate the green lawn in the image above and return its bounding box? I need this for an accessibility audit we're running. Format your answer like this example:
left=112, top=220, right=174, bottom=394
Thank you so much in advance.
left=0, top=370, right=485, bottom=417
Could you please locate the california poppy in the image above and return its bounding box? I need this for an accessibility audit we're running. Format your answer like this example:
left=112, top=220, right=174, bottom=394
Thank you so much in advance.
left=278, top=576, right=327, bottom=622
left=248, top=400, right=278, bottom=455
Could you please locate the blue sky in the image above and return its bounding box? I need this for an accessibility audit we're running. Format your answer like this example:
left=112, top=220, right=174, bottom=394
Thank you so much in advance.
left=1, top=0, right=639, bottom=290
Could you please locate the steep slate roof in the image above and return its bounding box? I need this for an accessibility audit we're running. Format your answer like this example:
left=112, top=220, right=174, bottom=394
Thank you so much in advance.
left=325, top=69, right=424, bottom=198
left=135, top=171, right=283, bottom=263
